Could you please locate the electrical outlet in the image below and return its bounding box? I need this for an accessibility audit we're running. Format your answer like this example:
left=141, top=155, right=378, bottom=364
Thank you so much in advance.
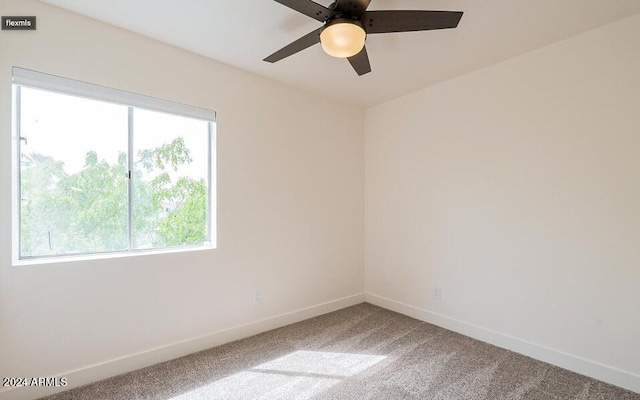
left=252, top=290, right=262, bottom=305
left=433, top=286, right=442, bottom=300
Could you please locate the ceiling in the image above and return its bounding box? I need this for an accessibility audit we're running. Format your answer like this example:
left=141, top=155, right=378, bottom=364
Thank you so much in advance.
left=40, top=0, right=640, bottom=107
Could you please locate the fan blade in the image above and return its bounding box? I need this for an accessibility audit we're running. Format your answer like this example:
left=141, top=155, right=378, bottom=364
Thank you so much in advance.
left=264, top=27, right=324, bottom=63
left=334, top=0, right=371, bottom=18
left=362, top=10, right=463, bottom=34
left=274, top=0, right=336, bottom=22
left=347, top=46, right=371, bottom=76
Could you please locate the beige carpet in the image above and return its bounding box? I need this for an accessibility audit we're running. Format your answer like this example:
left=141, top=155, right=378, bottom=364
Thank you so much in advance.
left=41, top=303, right=639, bottom=400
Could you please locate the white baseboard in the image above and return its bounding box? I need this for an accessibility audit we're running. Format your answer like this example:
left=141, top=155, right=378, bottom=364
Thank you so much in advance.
left=0, top=293, right=366, bottom=400
left=365, top=292, right=640, bottom=394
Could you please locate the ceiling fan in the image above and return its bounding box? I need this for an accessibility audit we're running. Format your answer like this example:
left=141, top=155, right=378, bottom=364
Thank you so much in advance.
left=264, top=0, right=463, bottom=76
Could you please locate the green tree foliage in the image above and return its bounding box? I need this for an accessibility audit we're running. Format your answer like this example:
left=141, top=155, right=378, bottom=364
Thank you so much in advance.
left=156, top=177, right=207, bottom=247
left=20, top=137, right=207, bottom=257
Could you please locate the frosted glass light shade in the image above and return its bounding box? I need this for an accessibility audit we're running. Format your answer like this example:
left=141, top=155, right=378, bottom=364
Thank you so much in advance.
left=320, top=20, right=366, bottom=58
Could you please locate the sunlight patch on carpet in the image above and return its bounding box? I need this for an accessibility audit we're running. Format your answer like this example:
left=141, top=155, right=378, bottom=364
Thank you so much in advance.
left=168, top=351, right=386, bottom=400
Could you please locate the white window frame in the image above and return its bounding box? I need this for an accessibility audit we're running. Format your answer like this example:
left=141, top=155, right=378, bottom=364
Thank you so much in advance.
left=11, top=67, right=217, bottom=265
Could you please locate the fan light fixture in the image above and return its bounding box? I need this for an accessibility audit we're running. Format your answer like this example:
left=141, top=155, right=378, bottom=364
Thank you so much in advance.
left=320, top=19, right=366, bottom=58
left=264, top=0, right=464, bottom=76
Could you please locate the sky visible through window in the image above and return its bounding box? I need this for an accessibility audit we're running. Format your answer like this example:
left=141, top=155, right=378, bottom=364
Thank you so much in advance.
left=20, top=87, right=209, bottom=180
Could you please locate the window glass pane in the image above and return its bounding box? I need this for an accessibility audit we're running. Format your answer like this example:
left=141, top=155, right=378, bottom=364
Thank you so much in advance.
left=132, top=108, right=209, bottom=249
left=19, top=87, right=129, bottom=257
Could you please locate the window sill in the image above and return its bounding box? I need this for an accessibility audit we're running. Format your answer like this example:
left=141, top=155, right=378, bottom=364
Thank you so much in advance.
left=13, top=244, right=216, bottom=267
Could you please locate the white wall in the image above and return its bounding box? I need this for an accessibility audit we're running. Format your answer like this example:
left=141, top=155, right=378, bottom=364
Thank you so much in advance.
left=365, top=13, right=640, bottom=393
left=0, top=1, right=364, bottom=398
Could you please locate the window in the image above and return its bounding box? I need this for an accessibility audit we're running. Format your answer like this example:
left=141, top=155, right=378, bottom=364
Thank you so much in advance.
left=12, top=68, right=216, bottom=261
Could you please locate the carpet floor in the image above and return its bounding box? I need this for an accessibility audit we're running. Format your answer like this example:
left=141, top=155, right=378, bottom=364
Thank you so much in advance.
left=41, top=303, right=639, bottom=400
